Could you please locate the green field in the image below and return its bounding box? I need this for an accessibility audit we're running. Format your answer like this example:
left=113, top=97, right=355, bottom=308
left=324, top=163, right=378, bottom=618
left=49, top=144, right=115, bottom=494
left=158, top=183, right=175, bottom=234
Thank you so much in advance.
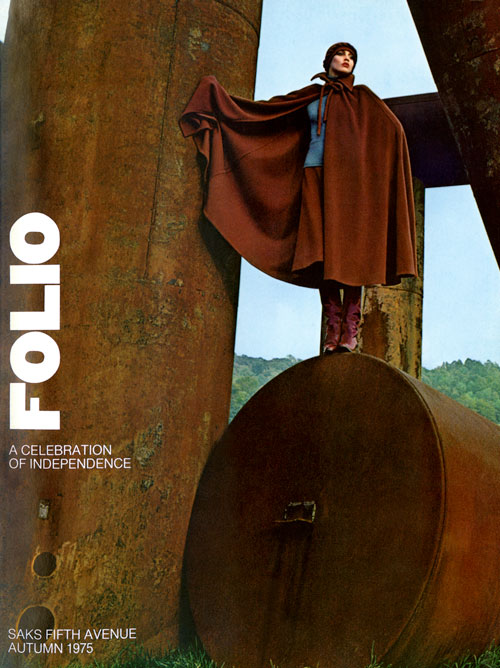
left=10, top=643, right=500, bottom=668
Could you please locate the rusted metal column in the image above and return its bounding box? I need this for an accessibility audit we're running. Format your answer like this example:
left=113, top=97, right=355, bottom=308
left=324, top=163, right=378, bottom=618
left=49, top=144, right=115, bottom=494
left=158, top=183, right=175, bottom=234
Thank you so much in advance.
left=359, top=178, right=424, bottom=378
left=1, top=0, right=262, bottom=662
left=406, top=0, right=500, bottom=268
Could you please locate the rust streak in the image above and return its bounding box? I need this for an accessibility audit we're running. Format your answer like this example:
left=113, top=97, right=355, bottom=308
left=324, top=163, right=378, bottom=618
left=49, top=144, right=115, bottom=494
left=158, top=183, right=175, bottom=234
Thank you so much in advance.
left=143, top=1, right=180, bottom=279
left=465, top=46, right=500, bottom=61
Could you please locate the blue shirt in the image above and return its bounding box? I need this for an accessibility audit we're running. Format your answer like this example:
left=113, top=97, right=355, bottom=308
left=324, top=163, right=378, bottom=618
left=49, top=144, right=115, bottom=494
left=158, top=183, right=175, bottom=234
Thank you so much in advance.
left=304, top=98, right=326, bottom=167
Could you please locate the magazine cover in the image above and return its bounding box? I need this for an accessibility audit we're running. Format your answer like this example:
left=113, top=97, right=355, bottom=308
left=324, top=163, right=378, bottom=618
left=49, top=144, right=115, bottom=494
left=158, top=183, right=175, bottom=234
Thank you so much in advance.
left=1, top=1, right=500, bottom=668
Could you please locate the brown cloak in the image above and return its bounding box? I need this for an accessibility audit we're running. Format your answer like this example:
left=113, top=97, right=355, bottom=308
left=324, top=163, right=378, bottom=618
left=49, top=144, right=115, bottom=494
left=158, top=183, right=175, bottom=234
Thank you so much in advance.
left=179, top=74, right=417, bottom=288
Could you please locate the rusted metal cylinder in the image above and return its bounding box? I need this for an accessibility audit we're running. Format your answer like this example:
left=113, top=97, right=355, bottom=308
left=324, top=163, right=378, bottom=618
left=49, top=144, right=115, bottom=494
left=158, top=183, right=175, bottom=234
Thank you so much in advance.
left=359, top=178, right=425, bottom=378
left=1, top=0, right=262, bottom=662
left=406, top=0, right=500, bottom=267
left=186, top=354, right=500, bottom=668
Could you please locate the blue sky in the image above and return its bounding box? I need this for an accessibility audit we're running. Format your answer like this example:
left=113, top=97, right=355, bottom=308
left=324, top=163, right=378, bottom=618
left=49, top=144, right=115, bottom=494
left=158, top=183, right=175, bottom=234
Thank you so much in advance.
left=1, top=0, right=498, bottom=368
left=0, top=1, right=6, bottom=35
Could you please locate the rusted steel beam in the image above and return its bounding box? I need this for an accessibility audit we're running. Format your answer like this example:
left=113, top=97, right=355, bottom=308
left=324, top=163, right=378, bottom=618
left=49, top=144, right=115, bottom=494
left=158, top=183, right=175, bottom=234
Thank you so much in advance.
left=384, top=93, right=467, bottom=188
left=0, top=0, right=262, bottom=662
left=406, top=0, right=500, bottom=268
left=187, top=354, right=500, bottom=668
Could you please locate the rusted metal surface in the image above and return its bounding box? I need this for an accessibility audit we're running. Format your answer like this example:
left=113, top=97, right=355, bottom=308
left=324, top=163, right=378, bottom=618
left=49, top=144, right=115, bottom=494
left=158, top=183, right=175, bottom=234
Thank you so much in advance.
left=359, top=179, right=425, bottom=378
left=0, top=0, right=262, bottom=663
left=186, top=354, right=500, bottom=668
left=406, top=0, right=500, bottom=268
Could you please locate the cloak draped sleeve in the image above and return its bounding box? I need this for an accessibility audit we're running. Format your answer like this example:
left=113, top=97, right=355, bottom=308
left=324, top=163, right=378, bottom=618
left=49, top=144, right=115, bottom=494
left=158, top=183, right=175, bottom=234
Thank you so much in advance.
left=179, top=75, right=417, bottom=288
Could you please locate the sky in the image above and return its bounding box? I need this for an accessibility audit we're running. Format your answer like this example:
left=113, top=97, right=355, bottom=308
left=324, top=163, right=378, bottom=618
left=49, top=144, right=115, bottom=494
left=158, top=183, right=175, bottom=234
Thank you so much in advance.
left=0, top=0, right=6, bottom=36
left=0, top=0, right=498, bottom=369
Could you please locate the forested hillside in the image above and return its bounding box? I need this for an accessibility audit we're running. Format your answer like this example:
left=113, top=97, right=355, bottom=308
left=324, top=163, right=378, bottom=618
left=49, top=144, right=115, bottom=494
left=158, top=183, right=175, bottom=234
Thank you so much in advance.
left=230, top=354, right=300, bottom=420
left=422, top=359, right=500, bottom=424
left=230, top=355, right=500, bottom=424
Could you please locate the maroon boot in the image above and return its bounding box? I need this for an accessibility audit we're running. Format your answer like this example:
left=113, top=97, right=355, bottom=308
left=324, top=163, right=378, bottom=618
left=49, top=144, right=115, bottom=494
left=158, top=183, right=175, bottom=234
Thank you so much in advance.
left=320, top=283, right=343, bottom=354
left=338, top=286, right=362, bottom=352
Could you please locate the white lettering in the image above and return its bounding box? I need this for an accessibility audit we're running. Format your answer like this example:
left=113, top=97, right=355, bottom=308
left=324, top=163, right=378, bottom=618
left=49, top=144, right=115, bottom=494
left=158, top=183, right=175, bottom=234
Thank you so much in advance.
left=9, top=213, right=61, bottom=430
left=9, top=212, right=60, bottom=264
left=10, top=383, right=60, bottom=430
left=10, top=286, right=60, bottom=330
left=10, top=332, right=60, bottom=383
left=10, top=264, right=60, bottom=284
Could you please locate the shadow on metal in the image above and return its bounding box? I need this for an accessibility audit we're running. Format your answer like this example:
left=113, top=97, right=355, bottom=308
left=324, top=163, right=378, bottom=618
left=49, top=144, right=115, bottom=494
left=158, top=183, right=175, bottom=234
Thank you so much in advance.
left=185, top=354, right=500, bottom=668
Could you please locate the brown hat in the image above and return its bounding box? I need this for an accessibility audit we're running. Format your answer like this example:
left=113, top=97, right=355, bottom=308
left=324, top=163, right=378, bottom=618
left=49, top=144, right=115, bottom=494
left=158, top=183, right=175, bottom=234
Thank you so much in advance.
left=323, top=42, right=358, bottom=72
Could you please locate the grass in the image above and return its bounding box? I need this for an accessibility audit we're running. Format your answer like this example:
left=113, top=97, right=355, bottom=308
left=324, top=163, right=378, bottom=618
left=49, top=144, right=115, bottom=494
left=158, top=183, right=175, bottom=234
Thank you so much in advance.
left=68, top=645, right=220, bottom=667
left=0, top=644, right=218, bottom=668
left=5, top=643, right=500, bottom=668
left=366, top=643, right=500, bottom=668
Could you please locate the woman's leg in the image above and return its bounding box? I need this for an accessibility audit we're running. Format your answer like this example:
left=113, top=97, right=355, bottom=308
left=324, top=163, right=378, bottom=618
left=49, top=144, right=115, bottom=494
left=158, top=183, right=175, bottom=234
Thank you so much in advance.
left=339, top=285, right=362, bottom=352
left=319, top=281, right=342, bottom=354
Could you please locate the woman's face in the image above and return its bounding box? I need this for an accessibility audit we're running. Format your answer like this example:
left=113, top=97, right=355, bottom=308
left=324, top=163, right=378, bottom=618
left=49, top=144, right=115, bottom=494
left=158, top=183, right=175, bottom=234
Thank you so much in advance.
left=328, top=49, right=355, bottom=76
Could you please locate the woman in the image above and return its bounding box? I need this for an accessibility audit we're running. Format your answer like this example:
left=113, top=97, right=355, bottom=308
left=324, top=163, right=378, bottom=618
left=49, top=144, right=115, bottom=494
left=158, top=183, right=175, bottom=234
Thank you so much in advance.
left=180, top=42, right=417, bottom=354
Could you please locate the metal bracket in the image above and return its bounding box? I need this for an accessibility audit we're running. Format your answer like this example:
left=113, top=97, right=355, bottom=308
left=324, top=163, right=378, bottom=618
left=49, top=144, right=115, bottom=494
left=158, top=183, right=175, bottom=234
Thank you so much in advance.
left=275, top=501, right=316, bottom=524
